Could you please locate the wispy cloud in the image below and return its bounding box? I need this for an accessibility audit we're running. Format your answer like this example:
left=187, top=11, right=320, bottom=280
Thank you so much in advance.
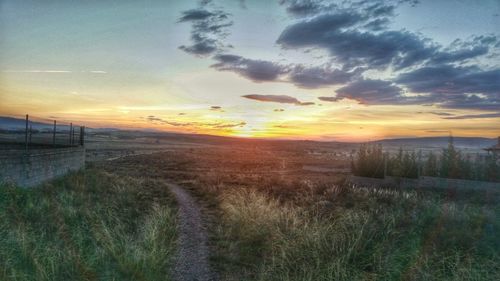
left=2, top=70, right=107, bottom=74
left=2, top=70, right=72, bottom=73
left=145, top=115, right=245, bottom=129
left=242, top=94, right=314, bottom=105
left=442, top=112, right=500, bottom=119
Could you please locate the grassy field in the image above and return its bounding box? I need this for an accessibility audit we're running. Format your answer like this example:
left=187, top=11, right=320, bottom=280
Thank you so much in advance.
left=2, top=143, right=499, bottom=280
left=0, top=168, right=177, bottom=281
left=212, top=184, right=500, bottom=281
left=105, top=146, right=500, bottom=281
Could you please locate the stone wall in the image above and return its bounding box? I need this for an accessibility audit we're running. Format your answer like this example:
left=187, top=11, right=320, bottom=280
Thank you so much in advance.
left=0, top=147, right=85, bottom=187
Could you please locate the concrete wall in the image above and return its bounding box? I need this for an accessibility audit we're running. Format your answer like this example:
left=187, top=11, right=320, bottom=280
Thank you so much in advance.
left=0, top=147, right=85, bottom=187
left=348, top=175, right=500, bottom=191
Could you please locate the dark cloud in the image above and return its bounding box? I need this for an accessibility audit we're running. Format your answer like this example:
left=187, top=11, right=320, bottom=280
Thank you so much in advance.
left=277, top=4, right=497, bottom=71
left=363, top=18, right=391, bottom=31
left=278, top=16, right=437, bottom=70
left=396, top=65, right=500, bottom=110
left=279, top=0, right=333, bottom=17
left=429, top=35, right=498, bottom=65
left=179, top=0, right=499, bottom=112
left=212, top=54, right=359, bottom=88
left=288, top=65, right=358, bottom=88
left=332, top=79, right=409, bottom=105
left=396, top=65, right=500, bottom=95
left=318, top=96, right=339, bottom=102
left=212, top=54, right=289, bottom=82
left=442, top=112, right=500, bottom=120
left=178, top=9, right=214, bottom=22
left=178, top=7, right=232, bottom=56
left=210, top=105, right=223, bottom=111
left=242, top=94, right=314, bottom=105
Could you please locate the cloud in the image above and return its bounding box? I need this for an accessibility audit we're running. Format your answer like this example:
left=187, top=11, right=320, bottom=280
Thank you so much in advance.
left=279, top=0, right=334, bottom=17
left=146, top=116, right=193, bottom=127
left=178, top=9, right=215, bottom=21
left=178, top=6, right=232, bottom=56
left=213, top=121, right=246, bottom=128
left=242, top=94, right=314, bottom=105
left=441, top=112, right=500, bottom=120
left=210, top=105, right=223, bottom=111
left=425, top=130, right=451, bottom=133
left=276, top=3, right=497, bottom=71
left=212, top=54, right=289, bottom=82
left=3, top=70, right=72, bottom=73
left=277, top=15, right=437, bottom=70
left=299, top=101, right=315, bottom=106
left=428, top=111, right=454, bottom=116
left=179, top=0, right=499, bottom=112
left=396, top=65, right=500, bottom=110
left=212, top=54, right=360, bottom=88
left=327, top=79, right=409, bottom=105
left=145, top=115, right=245, bottom=129
left=288, top=65, right=358, bottom=88
left=318, top=96, right=339, bottom=102
left=3, top=70, right=108, bottom=74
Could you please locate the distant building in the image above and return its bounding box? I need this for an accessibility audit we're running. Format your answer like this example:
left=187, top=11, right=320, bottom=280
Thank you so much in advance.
left=484, top=137, right=500, bottom=154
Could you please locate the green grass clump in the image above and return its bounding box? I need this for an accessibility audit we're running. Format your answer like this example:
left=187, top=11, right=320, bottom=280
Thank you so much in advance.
left=0, top=169, right=177, bottom=281
left=214, top=185, right=500, bottom=281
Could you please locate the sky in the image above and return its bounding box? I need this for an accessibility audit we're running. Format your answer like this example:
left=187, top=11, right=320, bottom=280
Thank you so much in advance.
left=0, top=0, right=499, bottom=141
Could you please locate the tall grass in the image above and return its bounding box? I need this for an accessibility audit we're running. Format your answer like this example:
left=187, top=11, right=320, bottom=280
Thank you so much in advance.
left=0, top=169, right=177, bottom=281
left=214, top=185, right=500, bottom=281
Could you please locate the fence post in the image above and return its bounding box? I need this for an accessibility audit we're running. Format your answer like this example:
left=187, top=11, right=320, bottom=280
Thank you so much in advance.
left=80, top=126, right=85, bottom=146
left=72, top=127, right=75, bottom=146
left=69, top=123, right=72, bottom=145
left=25, top=114, right=29, bottom=151
left=53, top=120, right=56, bottom=147
left=383, top=152, right=388, bottom=178
left=29, top=125, right=32, bottom=145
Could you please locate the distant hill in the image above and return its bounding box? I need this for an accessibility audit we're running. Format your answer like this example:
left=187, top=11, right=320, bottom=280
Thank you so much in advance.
left=0, top=116, right=77, bottom=132
left=1, top=116, right=496, bottom=149
left=373, top=136, right=496, bottom=149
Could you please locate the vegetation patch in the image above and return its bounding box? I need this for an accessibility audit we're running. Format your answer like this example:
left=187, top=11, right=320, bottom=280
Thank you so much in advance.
left=0, top=168, right=177, bottom=281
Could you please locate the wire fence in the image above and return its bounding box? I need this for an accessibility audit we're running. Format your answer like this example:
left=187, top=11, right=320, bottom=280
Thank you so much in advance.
left=0, top=114, right=85, bottom=150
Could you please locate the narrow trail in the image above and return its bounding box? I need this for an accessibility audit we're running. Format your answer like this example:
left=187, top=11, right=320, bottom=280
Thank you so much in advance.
left=167, top=183, right=217, bottom=281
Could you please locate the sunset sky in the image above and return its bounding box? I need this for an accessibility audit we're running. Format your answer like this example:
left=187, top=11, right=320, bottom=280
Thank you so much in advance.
left=1, top=0, right=499, bottom=141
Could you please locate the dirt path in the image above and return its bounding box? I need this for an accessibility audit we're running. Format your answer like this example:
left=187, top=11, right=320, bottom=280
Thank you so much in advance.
left=167, top=183, right=217, bottom=281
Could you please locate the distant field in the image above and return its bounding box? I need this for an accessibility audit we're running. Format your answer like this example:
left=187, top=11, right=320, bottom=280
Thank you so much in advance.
left=103, top=145, right=500, bottom=281
left=0, top=169, right=177, bottom=281
left=2, top=135, right=498, bottom=280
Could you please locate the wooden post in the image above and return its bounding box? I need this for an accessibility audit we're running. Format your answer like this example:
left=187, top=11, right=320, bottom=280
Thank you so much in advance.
left=80, top=126, right=85, bottom=146
left=53, top=120, right=56, bottom=147
left=29, top=125, right=32, bottom=145
left=69, top=123, right=72, bottom=145
left=72, top=127, right=75, bottom=146
left=25, top=114, right=29, bottom=150
left=383, top=152, right=388, bottom=178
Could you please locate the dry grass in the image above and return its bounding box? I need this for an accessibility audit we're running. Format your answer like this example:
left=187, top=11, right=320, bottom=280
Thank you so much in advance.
left=0, top=169, right=177, bottom=281
left=213, top=185, right=500, bottom=281
left=100, top=146, right=500, bottom=281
